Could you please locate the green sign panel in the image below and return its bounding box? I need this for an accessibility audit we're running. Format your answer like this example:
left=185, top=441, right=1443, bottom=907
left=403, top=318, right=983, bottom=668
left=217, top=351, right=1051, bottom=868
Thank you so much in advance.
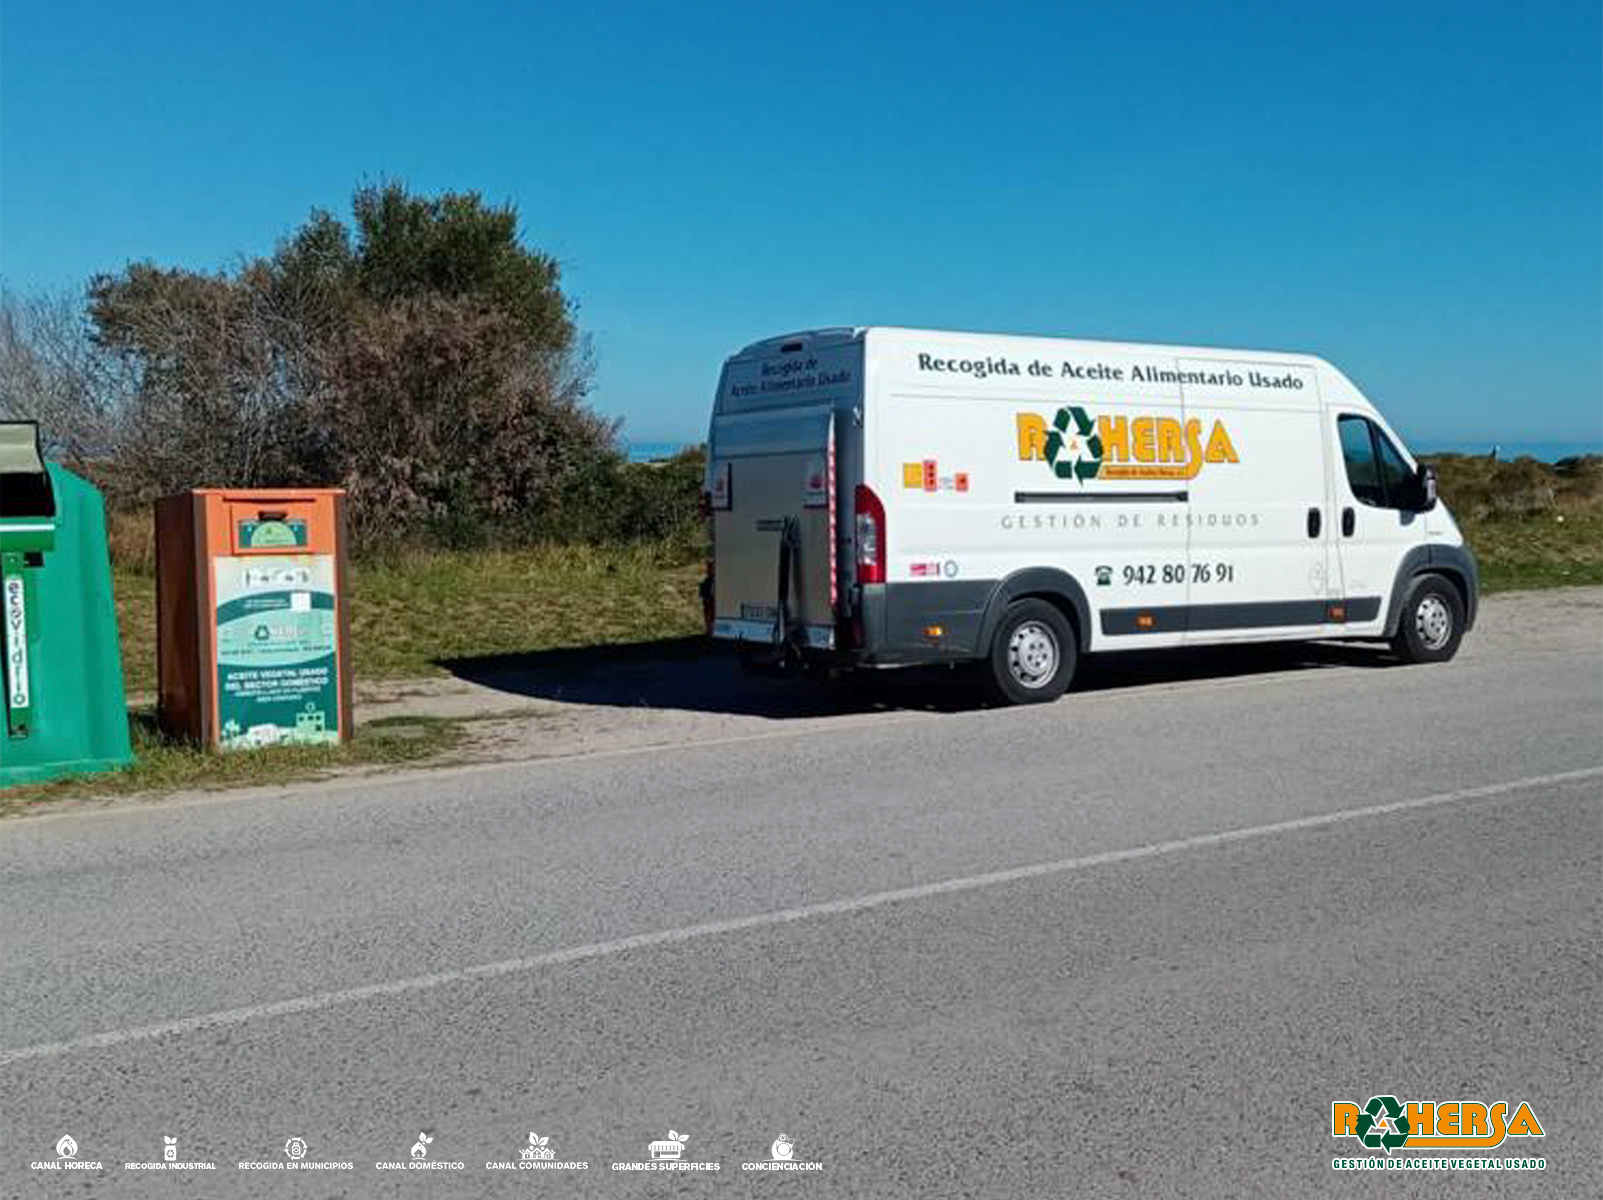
left=213, top=555, right=338, bottom=749
left=237, top=518, right=308, bottom=549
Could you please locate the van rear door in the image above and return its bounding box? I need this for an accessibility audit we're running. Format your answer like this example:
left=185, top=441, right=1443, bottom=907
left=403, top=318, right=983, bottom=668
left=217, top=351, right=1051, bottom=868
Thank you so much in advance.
left=709, top=406, right=837, bottom=649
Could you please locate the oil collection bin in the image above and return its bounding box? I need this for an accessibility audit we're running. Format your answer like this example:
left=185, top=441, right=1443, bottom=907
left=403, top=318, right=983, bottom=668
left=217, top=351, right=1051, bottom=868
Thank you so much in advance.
left=155, top=489, right=351, bottom=750
left=0, top=421, right=132, bottom=787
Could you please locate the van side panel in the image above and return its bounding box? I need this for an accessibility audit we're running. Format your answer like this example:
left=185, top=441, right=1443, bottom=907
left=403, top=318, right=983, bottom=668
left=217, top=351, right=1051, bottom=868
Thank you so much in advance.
left=1176, top=358, right=1348, bottom=643
left=868, top=330, right=1204, bottom=652
left=712, top=329, right=1468, bottom=668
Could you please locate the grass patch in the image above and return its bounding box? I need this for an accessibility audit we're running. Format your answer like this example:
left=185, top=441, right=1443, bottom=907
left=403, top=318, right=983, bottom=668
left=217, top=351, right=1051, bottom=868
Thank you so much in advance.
left=114, top=566, right=159, bottom=696
left=114, top=541, right=704, bottom=694
left=1455, top=509, right=1603, bottom=591
left=0, top=710, right=467, bottom=815
left=349, top=542, right=703, bottom=677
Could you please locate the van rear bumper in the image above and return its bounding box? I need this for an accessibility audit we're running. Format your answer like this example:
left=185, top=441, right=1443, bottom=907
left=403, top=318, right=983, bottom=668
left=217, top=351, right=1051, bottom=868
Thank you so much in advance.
left=852, top=581, right=995, bottom=665
left=711, top=618, right=835, bottom=650
left=708, top=583, right=992, bottom=667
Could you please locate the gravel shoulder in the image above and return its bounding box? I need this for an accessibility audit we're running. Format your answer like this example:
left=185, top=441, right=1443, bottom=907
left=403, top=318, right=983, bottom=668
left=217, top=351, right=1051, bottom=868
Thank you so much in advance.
left=362, top=584, right=1603, bottom=765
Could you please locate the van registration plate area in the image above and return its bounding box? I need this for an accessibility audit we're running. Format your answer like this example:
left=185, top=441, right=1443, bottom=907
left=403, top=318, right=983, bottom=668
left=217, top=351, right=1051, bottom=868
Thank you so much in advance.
left=713, top=617, right=835, bottom=650
left=740, top=602, right=778, bottom=621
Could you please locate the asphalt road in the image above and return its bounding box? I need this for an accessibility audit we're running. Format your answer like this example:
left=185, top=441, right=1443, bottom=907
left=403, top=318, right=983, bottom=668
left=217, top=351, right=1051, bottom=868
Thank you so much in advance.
left=2, top=593, right=1600, bottom=1198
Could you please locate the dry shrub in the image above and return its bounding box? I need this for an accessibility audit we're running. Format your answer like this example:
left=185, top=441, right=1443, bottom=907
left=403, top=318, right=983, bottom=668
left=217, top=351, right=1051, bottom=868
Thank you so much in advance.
left=105, top=508, right=156, bottom=575
left=1425, top=453, right=1600, bottom=521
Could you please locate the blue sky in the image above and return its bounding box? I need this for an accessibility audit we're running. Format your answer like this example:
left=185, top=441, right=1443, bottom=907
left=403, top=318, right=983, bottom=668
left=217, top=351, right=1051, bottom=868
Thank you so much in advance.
left=2, top=0, right=1599, bottom=445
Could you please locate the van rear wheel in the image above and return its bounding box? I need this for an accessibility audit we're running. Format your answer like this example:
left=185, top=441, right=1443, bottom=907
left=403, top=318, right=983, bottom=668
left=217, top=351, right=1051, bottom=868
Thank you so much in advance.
left=985, top=599, right=1076, bottom=705
left=1390, top=573, right=1465, bottom=664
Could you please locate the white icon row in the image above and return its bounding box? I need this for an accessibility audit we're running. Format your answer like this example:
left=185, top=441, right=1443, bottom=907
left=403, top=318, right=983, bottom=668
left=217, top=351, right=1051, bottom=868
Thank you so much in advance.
left=40, top=1128, right=811, bottom=1165
left=242, top=566, right=312, bottom=589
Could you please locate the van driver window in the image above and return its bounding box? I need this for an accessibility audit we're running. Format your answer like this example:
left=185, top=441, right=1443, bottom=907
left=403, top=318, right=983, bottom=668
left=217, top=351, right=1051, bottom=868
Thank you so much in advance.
left=1339, top=415, right=1385, bottom=506
left=1375, top=429, right=1414, bottom=503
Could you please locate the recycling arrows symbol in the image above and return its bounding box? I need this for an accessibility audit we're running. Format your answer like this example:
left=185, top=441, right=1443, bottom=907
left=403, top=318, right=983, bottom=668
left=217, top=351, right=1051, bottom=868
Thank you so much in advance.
left=1042, top=406, right=1103, bottom=483
left=1355, top=1095, right=1411, bottom=1150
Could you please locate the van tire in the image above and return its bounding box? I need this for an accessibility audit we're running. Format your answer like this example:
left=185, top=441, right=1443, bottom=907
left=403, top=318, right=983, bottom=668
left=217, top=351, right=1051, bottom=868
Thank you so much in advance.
left=1390, top=573, right=1465, bottom=664
left=985, top=599, right=1076, bottom=705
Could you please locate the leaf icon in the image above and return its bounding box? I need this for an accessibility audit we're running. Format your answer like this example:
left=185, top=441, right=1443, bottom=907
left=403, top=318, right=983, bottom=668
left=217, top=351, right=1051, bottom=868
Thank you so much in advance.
left=668, top=1130, right=679, bottom=1141
left=536, top=1136, right=548, bottom=1147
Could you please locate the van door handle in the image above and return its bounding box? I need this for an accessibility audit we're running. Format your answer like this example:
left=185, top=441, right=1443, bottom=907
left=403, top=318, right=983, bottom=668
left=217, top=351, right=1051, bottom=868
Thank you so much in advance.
left=1341, top=506, right=1355, bottom=537
left=1306, top=507, right=1321, bottom=538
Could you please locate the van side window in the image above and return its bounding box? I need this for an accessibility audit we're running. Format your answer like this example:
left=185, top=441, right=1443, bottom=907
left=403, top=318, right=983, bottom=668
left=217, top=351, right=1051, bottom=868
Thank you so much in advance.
left=1338, top=415, right=1385, bottom=506
left=1374, top=428, right=1414, bottom=503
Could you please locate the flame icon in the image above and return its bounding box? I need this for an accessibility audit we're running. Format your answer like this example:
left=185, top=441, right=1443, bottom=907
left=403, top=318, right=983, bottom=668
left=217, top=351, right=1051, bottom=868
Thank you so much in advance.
left=56, top=1135, right=78, bottom=1159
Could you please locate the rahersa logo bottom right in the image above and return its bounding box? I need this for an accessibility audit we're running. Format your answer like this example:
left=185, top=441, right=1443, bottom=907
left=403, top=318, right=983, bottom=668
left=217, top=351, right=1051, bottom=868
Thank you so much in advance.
left=1332, top=1094, right=1545, bottom=1153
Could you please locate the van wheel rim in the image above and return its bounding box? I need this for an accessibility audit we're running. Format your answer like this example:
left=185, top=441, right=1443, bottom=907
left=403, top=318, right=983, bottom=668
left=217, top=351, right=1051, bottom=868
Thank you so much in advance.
left=1415, top=595, right=1452, bottom=649
left=1007, top=621, right=1059, bottom=688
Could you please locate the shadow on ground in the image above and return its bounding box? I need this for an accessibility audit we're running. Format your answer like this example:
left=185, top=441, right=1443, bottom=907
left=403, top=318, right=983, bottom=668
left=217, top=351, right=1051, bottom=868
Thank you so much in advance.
left=437, top=636, right=1400, bottom=718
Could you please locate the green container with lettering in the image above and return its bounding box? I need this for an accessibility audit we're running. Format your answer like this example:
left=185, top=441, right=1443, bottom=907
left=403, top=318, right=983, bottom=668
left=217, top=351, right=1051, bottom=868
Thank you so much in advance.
left=0, top=423, right=132, bottom=787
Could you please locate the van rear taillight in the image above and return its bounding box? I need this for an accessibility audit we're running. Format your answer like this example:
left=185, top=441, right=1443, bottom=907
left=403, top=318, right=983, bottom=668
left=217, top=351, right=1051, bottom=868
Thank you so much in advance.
left=854, top=484, right=886, bottom=585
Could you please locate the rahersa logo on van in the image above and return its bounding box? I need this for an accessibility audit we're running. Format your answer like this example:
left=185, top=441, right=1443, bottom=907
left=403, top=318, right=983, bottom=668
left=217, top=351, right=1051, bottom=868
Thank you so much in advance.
left=1016, top=406, right=1239, bottom=482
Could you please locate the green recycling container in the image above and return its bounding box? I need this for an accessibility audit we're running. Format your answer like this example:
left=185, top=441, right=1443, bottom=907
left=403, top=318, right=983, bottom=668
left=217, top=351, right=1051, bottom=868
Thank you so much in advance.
left=1, top=422, right=132, bottom=787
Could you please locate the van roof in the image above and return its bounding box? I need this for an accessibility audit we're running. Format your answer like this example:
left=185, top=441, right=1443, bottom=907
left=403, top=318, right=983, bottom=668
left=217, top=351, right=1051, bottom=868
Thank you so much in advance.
left=731, top=325, right=1336, bottom=372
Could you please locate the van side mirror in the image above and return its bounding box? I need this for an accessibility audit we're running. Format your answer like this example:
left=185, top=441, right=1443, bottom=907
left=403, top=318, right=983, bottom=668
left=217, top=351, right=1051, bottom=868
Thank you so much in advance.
left=1416, top=463, right=1438, bottom=511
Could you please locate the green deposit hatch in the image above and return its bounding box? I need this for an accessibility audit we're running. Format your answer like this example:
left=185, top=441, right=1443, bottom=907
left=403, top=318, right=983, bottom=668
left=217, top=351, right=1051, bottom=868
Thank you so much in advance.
left=0, top=421, right=131, bottom=787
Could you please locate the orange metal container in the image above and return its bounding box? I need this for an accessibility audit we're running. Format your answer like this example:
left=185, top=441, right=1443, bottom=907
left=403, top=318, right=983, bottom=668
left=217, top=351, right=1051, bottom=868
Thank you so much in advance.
left=155, top=489, right=351, bottom=749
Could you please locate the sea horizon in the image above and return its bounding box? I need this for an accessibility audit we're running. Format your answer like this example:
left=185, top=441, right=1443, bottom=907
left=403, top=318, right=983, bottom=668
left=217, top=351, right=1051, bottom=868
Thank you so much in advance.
left=624, top=439, right=700, bottom=462
left=1412, top=439, right=1602, bottom=462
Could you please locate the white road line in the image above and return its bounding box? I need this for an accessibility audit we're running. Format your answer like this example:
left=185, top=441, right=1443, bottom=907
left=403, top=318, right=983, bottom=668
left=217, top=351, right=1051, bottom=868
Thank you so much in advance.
left=2, top=764, right=1598, bottom=1068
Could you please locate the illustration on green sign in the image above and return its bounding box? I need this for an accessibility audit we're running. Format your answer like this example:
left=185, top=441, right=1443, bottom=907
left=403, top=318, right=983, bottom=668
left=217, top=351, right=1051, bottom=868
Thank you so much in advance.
left=213, top=555, right=338, bottom=749
left=237, top=517, right=308, bottom=549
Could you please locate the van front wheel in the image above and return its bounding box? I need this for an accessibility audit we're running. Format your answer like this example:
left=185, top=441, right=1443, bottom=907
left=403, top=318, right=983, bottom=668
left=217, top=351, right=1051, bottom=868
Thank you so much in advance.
left=985, top=599, right=1077, bottom=705
left=1390, top=573, right=1465, bottom=664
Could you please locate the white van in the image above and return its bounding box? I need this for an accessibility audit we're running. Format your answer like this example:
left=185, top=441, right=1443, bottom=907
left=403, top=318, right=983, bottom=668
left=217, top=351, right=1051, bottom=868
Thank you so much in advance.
left=704, top=327, right=1477, bottom=703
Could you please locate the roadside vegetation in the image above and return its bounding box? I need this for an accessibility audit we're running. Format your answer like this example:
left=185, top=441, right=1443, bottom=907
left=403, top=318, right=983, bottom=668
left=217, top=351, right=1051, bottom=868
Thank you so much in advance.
left=1424, top=453, right=1603, bottom=591
left=102, top=452, right=1598, bottom=696
left=0, top=181, right=707, bottom=805
left=0, top=712, right=467, bottom=815
left=112, top=536, right=705, bottom=695
left=106, top=446, right=708, bottom=694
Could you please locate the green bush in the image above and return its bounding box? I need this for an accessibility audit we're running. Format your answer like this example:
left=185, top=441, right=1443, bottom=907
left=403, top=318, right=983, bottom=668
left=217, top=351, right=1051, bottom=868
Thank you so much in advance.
left=530, top=446, right=706, bottom=561
left=6, top=182, right=625, bottom=551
